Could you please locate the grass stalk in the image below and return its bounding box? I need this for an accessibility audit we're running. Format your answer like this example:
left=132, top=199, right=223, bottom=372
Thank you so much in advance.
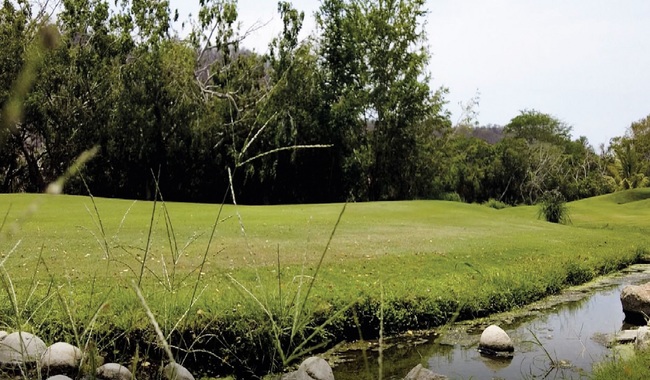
left=132, top=280, right=175, bottom=365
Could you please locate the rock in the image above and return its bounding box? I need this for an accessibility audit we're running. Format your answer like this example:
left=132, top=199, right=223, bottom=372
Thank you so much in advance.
left=614, top=330, right=638, bottom=345
left=162, top=362, right=195, bottom=380
left=0, top=331, right=47, bottom=365
left=46, top=376, right=73, bottom=380
left=404, top=363, right=448, bottom=379
left=96, top=363, right=132, bottom=380
left=621, top=283, right=650, bottom=323
left=41, top=342, right=82, bottom=375
left=478, top=325, right=514, bottom=354
left=0, top=331, right=7, bottom=341
left=637, top=326, right=650, bottom=351
left=286, top=357, right=333, bottom=380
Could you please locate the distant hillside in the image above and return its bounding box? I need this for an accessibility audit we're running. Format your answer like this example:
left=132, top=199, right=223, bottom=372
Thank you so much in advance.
left=456, top=124, right=505, bottom=144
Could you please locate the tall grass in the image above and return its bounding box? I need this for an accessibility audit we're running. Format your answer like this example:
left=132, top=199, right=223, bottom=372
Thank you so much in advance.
left=538, top=189, right=570, bottom=224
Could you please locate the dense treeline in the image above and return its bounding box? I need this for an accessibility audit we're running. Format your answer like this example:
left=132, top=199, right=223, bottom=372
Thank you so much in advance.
left=1, top=0, right=649, bottom=204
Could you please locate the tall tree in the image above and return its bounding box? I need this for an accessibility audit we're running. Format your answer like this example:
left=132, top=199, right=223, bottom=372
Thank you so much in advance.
left=317, top=0, right=447, bottom=201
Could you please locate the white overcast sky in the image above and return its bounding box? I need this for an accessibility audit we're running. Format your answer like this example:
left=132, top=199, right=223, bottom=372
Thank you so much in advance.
left=170, top=0, right=650, bottom=148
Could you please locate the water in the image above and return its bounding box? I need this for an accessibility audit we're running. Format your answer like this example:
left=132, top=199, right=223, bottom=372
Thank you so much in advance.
left=331, top=265, right=650, bottom=380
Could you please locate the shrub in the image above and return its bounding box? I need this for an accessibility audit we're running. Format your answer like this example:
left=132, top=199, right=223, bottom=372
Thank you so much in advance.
left=484, top=198, right=509, bottom=210
left=538, top=190, right=570, bottom=224
left=441, top=192, right=463, bottom=202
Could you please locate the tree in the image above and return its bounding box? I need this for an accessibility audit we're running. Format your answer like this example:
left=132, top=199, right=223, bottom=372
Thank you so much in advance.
left=316, top=0, right=448, bottom=201
left=501, top=110, right=609, bottom=203
left=607, top=136, right=649, bottom=190
left=628, top=114, right=650, bottom=174
left=504, top=109, right=572, bottom=146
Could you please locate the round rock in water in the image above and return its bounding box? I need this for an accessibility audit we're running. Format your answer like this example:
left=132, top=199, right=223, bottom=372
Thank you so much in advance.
left=41, top=342, right=82, bottom=374
left=0, top=331, right=47, bottom=365
left=296, top=357, right=334, bottom=380
left=96, top=363, right=132, bottom=380
left=478, top=325, right=514, bottom=353
left=163, top=362, right=195, bottom=380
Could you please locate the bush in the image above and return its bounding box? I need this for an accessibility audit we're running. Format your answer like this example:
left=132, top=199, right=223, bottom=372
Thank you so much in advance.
left=484, top=198, right=509, bottom=210
left=538, top=190, right=570, bottom=224
left=441, top=192, right=463, bottom=202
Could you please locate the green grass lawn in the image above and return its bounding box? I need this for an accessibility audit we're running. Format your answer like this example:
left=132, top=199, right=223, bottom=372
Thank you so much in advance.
left=1, top=190, right=650, bottom=377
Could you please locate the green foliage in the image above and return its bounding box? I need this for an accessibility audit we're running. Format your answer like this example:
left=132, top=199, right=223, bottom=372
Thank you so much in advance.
left=0, top=0, right=626, bottom=205
left=441, top=192, right=462, bottom=202
left=537, top=189, right=570, bottom=224
left=316, top=0, right=448, bottom=201
left=593, top=348, right=650, bottom=380
left=484, top=198, right=509, bottom=210
left=504, top=109, right=572, bottom=145
left=563, top=261, right=593, bottom=285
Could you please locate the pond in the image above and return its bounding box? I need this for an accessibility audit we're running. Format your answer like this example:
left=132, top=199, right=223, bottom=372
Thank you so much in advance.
left=329, top=264, right=650, bottom=380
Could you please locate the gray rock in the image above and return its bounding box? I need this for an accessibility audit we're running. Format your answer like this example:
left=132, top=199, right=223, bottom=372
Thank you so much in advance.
left=41, top=342, right=82, bottom=374
left=96, top=363, right=132, bottom=380
left=46, top=376, right=73, bottom=380
left=286, top=357, right=333, bottom=380
left=478, top=325, right=514, bottom=353
left=163, top=362, right=195, bottom=380
left=404, top=364, right=448, bottom=380
left=0, top=331, right=47, bottom=365
left=621, top=283, right=650, bottom=322
left=637, top=326, right=650, bottom=351
left=0, top=331, right=7, bottom=341
left=615, top=330, right=638, bottom=345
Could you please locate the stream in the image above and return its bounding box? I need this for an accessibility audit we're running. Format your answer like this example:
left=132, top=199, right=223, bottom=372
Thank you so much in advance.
left=328, top=264, right=650, bottom=380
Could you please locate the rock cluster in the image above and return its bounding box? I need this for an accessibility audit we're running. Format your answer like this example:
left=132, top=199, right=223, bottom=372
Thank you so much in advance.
left=613, top=282, right=650, bottom=359
left=0, top=329, right=454, bottom=380
left=0, top=330, right=195, bottom=380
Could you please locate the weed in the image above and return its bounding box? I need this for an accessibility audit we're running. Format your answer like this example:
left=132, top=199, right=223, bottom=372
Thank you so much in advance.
left=484, top=198, right=510, bottom=210
left=538, top=189, right=571, bottom=224
left=441, top=192, right=463, bottom=202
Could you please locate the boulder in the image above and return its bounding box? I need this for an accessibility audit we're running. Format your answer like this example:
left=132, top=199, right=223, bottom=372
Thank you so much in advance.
left=96, top=363, right=132, bottom=380
left=478, top=325, right=514, bottom=354
left=0, top=331, right=7, bottom=341
left=0, top=331, right=47, bottom=365
left=404, top=364, right=448, bottom=380
left=46, top=376, right=73, bottom=380
left=637, top=326, right=650, bottom=351
left=162, top=362, right=195, bottom=380
left=41, top=342, right=82, bottom=376
left=280, top=357, right=334, bottom=380
left=621, top=283, right=650, bottom=323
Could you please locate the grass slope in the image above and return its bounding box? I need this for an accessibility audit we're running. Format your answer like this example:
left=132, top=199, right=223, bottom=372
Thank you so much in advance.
left=1, top=190, right=649, bottom=377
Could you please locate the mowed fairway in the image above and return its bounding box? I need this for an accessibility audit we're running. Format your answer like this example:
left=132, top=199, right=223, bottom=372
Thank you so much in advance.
left=1, top=190, right=650, bottom=373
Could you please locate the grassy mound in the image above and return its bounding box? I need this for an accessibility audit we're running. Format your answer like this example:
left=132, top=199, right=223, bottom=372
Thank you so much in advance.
left=0, top=192, right=649, bottom=377
left=600, top=188, right=650, bottom=204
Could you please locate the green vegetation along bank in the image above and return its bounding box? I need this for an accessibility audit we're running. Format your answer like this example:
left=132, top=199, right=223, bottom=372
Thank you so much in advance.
left=1, top=189, right=650, bottom=378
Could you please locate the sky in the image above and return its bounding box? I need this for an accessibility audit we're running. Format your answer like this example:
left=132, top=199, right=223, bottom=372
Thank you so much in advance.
left=170, top=0, right=650, bottom=148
